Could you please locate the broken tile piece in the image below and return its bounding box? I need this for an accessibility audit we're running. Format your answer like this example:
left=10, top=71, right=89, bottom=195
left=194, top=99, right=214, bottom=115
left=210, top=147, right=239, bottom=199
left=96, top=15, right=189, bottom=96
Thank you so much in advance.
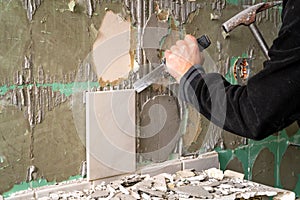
left=205, top=168, right=224, bottom=180
left=224, top=169, right=244, bottom=180
left=230, top=187, right=246, bottom=193
left=256, top=190, right=277, bottom=197
left=233, top=182, right=246, bottom=189
left=161, top=173, right=174, bottom=183
left=240, top=191, right=257, bottom=199
left=274, top=191, right=296, bottom=200
left=175, top=185, right=214, bottom=199
left=141, top=192, right=151, bottom=200
left=175, top=169, right=195, bottom=179
left=153, top=174, right=167, bottom=192
left=115, top=193, right=137, bottom=200
left=110, top=180, right=124, bottom=190
left=119, top=184, right=130, bottom=195
left=218, top=183, right=233, bottom=189
left=206, top=180, right=221, bottom=187
left=138, top=187, right=165, bottom=198
left=129, top=190, right=140, bottom=199
left=122, top=174, right=144, bottom=187
left=186, top=173, right=207, bottom=182
left=135, top=179, right=153, bottom=190
left=49, top=193, right=60, bottom=200
left=218, top=194, right=238, bottom=200
left=203, top=186, right=214, bottom=192
left=91, top=189, right=110, bottom=198
left=167, top=183, right=175, bottom=190
left=6, top=167, right=295, bottom=199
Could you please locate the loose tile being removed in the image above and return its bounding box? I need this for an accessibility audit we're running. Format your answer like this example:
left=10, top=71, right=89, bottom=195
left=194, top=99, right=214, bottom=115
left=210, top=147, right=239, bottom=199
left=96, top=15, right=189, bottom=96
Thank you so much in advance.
left=8, top=167, right=295, bottom=200
left=86, top=90, right=136, bottom=181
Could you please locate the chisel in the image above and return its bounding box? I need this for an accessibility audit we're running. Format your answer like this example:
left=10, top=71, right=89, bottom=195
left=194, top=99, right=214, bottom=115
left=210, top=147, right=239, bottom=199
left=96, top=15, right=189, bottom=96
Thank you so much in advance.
left=133, top=34, right=211, bottom=93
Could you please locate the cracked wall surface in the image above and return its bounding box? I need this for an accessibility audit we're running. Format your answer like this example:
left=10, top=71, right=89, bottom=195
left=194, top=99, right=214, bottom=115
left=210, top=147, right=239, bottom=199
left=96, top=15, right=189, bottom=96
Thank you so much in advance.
left=0, top=0, right=123, bottom=194
left=0, top=0, right=299, bottom=197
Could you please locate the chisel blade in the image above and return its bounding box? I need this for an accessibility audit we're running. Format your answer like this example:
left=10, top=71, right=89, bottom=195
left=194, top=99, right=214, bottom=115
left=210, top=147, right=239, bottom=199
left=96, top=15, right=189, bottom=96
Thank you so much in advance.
left=133, top=64, right=168, bottom=93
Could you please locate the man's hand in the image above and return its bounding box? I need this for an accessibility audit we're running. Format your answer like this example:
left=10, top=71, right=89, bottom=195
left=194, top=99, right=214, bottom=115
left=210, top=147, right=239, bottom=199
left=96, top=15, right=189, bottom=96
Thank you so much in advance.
left=165, top=34, right=205, bottom=82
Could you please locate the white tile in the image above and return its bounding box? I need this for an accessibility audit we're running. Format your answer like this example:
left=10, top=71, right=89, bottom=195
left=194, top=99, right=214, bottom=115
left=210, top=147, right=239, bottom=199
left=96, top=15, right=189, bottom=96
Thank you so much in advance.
left=182, top=151, right=219, bottom=171
left=140, top=159, right=182, bottom=176
left=5, top=191, right=34, bottom=200
left=35, top=181, right=90, bottom=198
left=86, top=90, right=136, bottom=181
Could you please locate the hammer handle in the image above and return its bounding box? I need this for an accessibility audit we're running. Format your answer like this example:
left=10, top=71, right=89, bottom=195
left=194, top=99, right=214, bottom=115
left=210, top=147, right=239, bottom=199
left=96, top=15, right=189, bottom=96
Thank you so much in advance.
left=249, top=23, right=270, bottom=60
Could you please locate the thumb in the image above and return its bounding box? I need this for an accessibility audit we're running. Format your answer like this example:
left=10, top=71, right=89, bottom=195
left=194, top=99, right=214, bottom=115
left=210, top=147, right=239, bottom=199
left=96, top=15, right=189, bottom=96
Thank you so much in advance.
left=165, top=50, right=171, bottom=59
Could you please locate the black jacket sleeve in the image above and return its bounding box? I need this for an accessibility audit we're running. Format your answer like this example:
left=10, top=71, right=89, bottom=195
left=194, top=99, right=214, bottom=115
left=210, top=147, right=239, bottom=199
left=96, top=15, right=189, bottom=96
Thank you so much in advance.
left=179, top=0, right=300, bottom=140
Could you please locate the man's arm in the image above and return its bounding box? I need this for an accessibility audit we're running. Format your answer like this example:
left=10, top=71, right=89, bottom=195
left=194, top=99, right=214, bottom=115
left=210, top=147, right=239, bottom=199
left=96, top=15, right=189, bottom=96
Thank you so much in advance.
left=166, top=0, right=300, bottom=140
left=179, top=59, right=300, bottom=140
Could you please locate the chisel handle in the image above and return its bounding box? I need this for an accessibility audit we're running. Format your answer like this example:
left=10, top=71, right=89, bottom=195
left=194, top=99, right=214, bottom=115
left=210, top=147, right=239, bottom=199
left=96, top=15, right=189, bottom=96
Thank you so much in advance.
left=197, top=34, right=211, bottom=51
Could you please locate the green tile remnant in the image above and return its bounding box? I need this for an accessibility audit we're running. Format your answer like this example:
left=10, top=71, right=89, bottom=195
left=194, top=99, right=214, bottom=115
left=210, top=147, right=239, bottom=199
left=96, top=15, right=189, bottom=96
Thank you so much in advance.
left=50, top=81, right=99, bottom=97
left=0, top=82, right=100, bottom=97
left=295, top=175, right=300, bottom=197
left=226, top=0, right=239, bottom=6
left=0, top=85, right=8, bottom=95
left=2, top=175, right=82, bottom=198
left=216, top=130, right=300, bottom=197
left=2, top=179, right=55, bottom=198
left=0, top=85, right=17, bottom=96
left=219, top=54, right=300, bottom=197
left=226, top=0, right=284, bottom=7
left=215, top=147, right=233, bottom=170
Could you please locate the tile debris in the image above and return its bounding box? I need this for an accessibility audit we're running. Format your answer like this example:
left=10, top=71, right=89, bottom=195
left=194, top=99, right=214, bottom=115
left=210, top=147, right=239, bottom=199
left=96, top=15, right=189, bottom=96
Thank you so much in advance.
left=8, top=168, right=295, bottom=199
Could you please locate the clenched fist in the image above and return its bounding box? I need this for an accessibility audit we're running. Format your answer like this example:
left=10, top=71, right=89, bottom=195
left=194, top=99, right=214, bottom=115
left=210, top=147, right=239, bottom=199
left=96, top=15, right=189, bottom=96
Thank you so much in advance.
left=165, top=34, right=204, bottom=82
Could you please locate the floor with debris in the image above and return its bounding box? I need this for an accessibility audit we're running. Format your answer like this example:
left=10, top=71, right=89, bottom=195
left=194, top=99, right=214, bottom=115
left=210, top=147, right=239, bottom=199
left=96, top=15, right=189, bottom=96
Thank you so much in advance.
left=5, top=168, right=294, bottom=200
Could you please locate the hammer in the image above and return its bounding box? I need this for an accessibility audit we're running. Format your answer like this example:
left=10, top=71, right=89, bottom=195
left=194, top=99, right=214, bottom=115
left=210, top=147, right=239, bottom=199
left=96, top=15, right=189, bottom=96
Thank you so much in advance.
left=222, top=1, right=282, bottom=60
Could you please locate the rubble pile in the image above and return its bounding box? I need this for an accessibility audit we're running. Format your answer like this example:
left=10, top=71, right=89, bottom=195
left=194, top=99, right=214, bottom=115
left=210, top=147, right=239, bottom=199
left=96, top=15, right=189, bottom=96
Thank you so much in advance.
left=37, top=168, right=285, bottom=200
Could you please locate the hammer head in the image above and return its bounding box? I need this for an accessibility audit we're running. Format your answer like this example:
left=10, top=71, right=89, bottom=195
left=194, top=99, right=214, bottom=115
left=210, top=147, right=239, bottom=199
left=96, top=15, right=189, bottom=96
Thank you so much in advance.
left=222, top=1, right=282, bottom=33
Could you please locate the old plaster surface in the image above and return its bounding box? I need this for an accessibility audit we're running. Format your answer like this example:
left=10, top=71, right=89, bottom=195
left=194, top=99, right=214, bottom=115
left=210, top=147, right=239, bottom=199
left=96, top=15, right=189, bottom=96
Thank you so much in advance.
left=0, top=0, right=123, bottom=194
left=92, top=11, right=131, bottom=82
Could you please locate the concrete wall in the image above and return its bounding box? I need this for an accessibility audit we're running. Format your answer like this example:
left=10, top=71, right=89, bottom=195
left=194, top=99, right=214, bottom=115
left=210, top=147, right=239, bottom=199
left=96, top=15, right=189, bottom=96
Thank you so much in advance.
left=0, top=0, right=299, bottom=197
